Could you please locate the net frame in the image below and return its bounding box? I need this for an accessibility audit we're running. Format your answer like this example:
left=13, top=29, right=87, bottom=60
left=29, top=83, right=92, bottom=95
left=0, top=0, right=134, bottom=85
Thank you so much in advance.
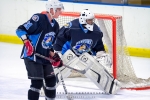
left=55, top=12, right=150, bottom=90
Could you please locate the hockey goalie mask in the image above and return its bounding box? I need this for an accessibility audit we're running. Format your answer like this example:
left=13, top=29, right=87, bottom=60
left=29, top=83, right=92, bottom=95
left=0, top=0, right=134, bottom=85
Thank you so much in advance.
left=45, top=0, right=64, bottom=17
left=79, top=9, right=95, bottom=31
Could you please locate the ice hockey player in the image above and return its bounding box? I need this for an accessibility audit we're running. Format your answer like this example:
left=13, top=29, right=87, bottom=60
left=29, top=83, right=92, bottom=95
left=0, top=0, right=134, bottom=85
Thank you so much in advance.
left=52, top=9, right=121, bottom=94
left=16, top=0, right=64, bottom=100
left=53, top=9, right=112, bottom=66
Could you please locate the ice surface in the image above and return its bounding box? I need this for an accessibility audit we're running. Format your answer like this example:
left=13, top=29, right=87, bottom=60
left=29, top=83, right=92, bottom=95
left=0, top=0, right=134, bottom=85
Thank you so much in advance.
left=0, top=42, right=150, bottom=100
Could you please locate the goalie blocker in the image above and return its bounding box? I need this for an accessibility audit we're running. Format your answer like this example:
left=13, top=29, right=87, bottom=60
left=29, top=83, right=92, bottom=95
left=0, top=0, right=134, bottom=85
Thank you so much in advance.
left=54, top=50, right=121, bottom=94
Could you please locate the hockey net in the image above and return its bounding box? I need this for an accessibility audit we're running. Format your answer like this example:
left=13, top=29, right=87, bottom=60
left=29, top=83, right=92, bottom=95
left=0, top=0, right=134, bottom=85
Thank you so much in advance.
left=55, top=12, right=150, bottom=90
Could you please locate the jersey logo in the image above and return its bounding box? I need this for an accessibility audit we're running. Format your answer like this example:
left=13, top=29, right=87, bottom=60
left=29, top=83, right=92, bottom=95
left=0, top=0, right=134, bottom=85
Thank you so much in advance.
left=64, top=22, right=72, bottom=28
left=42, top=32, right=55, bottom=49
left=32, top=15, right=39, bottom=22
left=72, top=39, right=93, bottom=55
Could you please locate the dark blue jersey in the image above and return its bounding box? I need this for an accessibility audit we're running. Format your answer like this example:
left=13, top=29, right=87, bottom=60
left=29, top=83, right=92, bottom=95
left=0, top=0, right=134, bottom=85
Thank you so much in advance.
left=16, top=13, right=59, bottom=64
left=53, top=19, right=105, bottom=56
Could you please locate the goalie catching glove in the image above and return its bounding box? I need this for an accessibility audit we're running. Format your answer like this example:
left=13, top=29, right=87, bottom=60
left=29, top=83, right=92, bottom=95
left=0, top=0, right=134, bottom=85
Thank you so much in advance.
left=96, top=51, right=112, bottom=68
left=50, top=53, right=63, bottom=68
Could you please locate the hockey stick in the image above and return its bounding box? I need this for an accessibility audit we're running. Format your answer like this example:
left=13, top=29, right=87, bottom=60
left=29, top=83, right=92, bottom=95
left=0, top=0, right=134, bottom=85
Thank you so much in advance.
left=58, top=68, right=73, bottom=100
left=35, top=53, right=90, bottom=74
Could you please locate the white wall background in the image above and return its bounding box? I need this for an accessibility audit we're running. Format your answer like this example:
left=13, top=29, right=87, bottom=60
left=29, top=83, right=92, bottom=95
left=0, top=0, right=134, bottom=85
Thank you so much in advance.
left=0, top=0, right=150, bottom=48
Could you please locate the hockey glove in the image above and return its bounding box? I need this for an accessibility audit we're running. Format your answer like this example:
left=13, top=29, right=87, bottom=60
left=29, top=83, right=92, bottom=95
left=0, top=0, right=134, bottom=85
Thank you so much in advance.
left=24, top=40, right=34, bottom=56
left=96, top=51, right=112, bottom=68
left=50, top=53, right=63, bottom=68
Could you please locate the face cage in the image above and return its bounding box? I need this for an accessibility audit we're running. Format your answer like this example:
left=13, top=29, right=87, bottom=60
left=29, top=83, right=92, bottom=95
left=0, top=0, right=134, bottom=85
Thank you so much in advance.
left=85, top=18, right=95, bottom=25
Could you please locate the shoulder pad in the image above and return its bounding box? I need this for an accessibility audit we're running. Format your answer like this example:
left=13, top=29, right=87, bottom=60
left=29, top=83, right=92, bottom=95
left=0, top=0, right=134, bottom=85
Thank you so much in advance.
left=64, top=22, right=72, bottom=28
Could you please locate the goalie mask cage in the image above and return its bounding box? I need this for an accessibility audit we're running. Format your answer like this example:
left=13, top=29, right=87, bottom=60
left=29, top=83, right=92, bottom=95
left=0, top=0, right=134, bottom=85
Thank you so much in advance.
left=55, top=12, right=150, bottom=90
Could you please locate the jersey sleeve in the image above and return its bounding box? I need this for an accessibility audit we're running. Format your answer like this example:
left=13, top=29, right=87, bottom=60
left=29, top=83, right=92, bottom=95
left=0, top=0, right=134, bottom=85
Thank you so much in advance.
left=53, top=25, right=71, bottom=51
left=93, top=32, right=105, bottom=52
left=16, top=14, right=42, bottom=40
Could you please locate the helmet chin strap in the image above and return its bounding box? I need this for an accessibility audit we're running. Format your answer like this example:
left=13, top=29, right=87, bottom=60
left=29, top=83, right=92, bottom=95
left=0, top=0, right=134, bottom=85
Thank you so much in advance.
left=48, top=12, right=53, bottom=19
left=48, top=8, right=56, bottom=20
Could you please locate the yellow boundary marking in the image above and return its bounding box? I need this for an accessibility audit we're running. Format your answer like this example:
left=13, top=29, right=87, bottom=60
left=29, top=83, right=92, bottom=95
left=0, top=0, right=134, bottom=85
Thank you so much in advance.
left=0, top=34, right=150, bottom=58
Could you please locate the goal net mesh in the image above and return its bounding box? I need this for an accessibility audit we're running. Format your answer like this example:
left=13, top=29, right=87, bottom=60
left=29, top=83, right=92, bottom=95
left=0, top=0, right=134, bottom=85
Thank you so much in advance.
left=55, top=12, right=150, bottom=89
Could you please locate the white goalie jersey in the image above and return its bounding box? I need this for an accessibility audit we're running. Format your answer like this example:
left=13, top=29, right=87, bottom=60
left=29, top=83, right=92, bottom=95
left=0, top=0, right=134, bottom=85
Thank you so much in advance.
left=54, top=50, right=121, bottom=94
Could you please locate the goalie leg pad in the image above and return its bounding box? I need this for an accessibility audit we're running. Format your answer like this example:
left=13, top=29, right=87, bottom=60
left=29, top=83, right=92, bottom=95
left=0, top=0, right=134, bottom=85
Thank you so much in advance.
left=61, top=49, right=79, bottom=66
left=55, top=50, right=80, bottom=87
left=78, top=53, right=121, bottom=94
left=54, top=66, right=72, bottom=87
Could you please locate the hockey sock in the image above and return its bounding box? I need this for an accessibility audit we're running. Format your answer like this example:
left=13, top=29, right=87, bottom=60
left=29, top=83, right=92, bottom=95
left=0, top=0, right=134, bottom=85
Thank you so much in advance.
left=44, top=77, right=56, bottom=99
left=28, top=80, right=43, bottom=100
